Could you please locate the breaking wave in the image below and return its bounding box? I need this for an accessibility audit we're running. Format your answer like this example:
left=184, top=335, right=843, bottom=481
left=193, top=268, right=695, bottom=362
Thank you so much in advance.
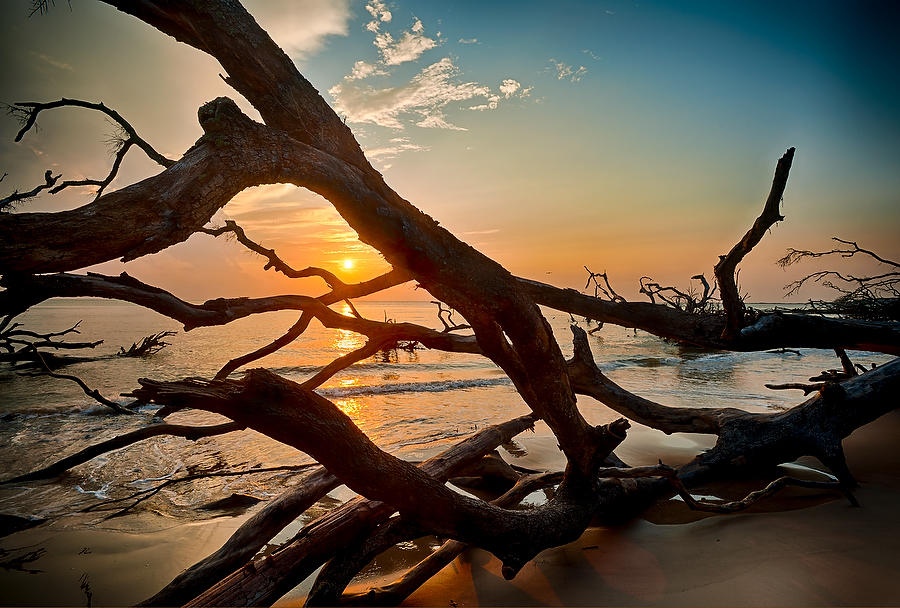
left=316, top=377, right=511, bottom=398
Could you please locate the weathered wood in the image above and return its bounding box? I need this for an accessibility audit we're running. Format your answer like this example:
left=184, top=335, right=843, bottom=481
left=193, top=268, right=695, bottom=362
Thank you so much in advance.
left=714, top=147, right=794, bottom=337
left=330, top=471, right=564, bottom=607
left=1, top=3, right=896, bottom=607
left=139, top=466, right=340, bottom=607
left=568, top=323, right=900, bottom=485
left=173, top=413, right=539, bottom=607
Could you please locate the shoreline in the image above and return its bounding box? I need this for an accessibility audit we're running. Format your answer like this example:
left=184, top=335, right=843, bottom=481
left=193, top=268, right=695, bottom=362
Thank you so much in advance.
left=2, top=411, right=899, bottom=606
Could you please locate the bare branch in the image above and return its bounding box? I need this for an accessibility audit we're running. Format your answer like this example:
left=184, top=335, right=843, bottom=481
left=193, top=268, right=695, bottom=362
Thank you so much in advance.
left=2, top=421, right=243, bottom=484
left=215, top=313, right=312, bottom=380
left=2, top=99, right=175, bottom=205
left=149, top=414, right=537, bottom=607
left=584, top=266, right=626, bottom=303
left=0, top=168, right=61, bottom=210
left=118, top=331, right=177, bottom=357
left=779, top=237, right=899, bottom=321
left=779, top=237, right=900, bottom=269
left=667, top=470, right=858, bottom=511
left=430, top=300, right=471, bottom=332
left=765, top=382, right=824, bottom=395
left=0, top=318, right=104, bottom=368
left=19, top=349, right=134, bottom=414
left=301, top=339, right=386, bottom=390
left=322, top=470, right=566, bottom=606
left=715, top=147, right=795, bottom=337
left=29, top=0, right=71, bottom=16
left=10, top=98, right=174, bottom=166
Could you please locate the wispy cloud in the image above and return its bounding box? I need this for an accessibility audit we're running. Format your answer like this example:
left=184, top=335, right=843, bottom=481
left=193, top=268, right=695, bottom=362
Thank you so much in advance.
left=462, top=228, right=500, bottom=235
left=364, top=137, right=429, bottom=159
left=247, top=0, right=351, bottom=60
left=30, top=51, right=73, bottom=71
left=331, top=57, right=495, bottom=130
left=331, top=2, right=533, bottom=133
left=365, top=0, right=392, bottom=24
left=363, top=1, right=437, bottom=66
left=499, top=79, right=521, bottom=98
left=549, top=59, right=588, bottom=83
left=374, top=19, right=438, bottom=66
left=347, top=60, right=388, bottom=80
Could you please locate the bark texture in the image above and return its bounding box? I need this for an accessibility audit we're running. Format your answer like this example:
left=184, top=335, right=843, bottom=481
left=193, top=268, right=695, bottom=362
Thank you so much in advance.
left=0, top=2, right=896, bottom=607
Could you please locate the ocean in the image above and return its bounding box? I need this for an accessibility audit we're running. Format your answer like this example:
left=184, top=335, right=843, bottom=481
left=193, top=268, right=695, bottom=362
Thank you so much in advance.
left=0, top=298, right=891, bottom=526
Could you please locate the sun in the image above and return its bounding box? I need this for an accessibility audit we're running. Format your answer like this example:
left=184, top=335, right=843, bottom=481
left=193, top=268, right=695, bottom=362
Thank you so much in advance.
left=342, top=259, right=354, bottom=270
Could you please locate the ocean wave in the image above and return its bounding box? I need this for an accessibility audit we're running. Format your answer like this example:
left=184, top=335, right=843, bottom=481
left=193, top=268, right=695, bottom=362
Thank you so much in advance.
left=315, top=377, right=511, bottom=398
left=267, top=359, right=491, bottom=377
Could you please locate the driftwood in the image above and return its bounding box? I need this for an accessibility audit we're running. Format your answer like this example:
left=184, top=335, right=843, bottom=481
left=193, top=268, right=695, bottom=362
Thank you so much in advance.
left=142, top=414, right=538, bottom=606
left=0, top=1, right=897, bottom=606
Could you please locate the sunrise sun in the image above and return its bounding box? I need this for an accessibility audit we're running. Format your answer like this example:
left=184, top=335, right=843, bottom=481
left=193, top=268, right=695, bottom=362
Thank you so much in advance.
left=342, top=259, right=354, bottom=270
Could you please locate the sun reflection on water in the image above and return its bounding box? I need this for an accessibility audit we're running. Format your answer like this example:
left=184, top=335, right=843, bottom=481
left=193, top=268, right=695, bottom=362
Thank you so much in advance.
left=335, top=398, right=362, bottom=420
left=334, top=329, right=365, bottom=352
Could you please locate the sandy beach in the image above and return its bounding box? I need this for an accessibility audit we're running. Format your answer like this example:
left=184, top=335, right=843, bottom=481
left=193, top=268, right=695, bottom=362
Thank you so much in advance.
left=2, top=410, right=898, bottom=607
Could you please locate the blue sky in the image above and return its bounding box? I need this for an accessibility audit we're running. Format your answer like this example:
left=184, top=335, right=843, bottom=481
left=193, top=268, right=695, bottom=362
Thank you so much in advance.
left=1, top=0, right=897, bottom=301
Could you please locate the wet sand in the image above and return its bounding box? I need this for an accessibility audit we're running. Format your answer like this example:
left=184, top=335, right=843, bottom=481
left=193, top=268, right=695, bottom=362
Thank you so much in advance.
left=396, top=411, right=900, bottom=607
left=2, top=411, right=899, bottom=606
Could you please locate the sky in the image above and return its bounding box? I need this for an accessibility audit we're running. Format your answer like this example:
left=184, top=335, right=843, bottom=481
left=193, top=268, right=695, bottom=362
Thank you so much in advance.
left=1, top=0, right=898, bottom=303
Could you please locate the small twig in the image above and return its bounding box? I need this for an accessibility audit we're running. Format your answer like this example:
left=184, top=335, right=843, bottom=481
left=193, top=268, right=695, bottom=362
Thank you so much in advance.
left=81, top=464, right=316, bottom=519
left=431, top=300, right=471, bottom=332
left=2, top=421, right=244, bottom=484
left=766, top=348, right=802, bottom=356
left=118, top=331, right=177, bottom=357
left=584, top=266, right=626, bottom=303
left=22, top=349, right=134, bottom=415
left=765, top=382, right=824, bottom=395
left=3, top=98, right=174, bottom=205
left=201, top=220, right=332, bottom=282
left=10, top=98, right=174, bottom=166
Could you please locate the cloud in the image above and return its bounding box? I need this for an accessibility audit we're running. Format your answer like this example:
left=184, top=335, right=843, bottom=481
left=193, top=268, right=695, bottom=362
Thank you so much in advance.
left=415, top=112, right=467, bottom=130
left=499, top=79, right=521, bottom=98
left=30, top=51, right=73, bottom=71
left=364, top=137, right=429, bottom=159
left=330, top=57, right=495, bottom=129
left=470, top=79, right=530, bottom=110
left=373, top=18, right=437, bottom=65
left=347, top=60, right=387, bottom=80
left=246, top=0, right=351, bottom=60
left=549, top=59, right=588, bottom=83
left=462, top=228, right=500, bottom=235
left=365, top=0, right=392, bottom=25
left=363, top=1, right=436, bottom=66
left=331, top=3, right=532, bottom=134
left=469, top=95, right=500, bottom=111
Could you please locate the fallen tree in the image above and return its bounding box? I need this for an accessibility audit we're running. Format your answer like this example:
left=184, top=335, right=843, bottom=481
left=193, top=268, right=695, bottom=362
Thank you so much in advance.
left=0, top=1, right=897, bottom=606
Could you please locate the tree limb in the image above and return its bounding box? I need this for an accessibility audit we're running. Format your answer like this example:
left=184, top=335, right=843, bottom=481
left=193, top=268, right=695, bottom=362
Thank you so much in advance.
left=9, top=98, right=174, bottom=167
left=714, top=147, right=794, bottom=337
